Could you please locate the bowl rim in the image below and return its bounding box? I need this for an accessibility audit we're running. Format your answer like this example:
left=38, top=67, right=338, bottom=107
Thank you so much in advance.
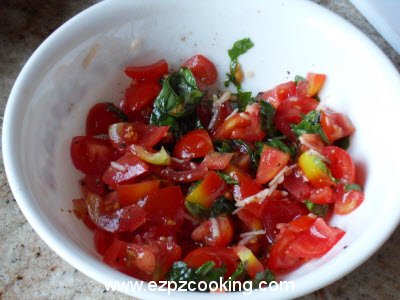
left=2, top=0, right=400, bottom=299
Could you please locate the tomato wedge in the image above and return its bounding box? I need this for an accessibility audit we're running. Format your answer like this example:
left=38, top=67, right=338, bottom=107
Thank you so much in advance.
left=124, top=59, right=169, bottom=83
left=320, top=111, right=355, bottom=143
left=258, top=81, right=297, bottom=108
left=256, top=145, right=290, bottom=184
left=306, top=73, right=326, bottom=97
left=122, top=82, right=161, bottom=114
left=282, top=167, right=313, bottom=200
left=161, top=165, right=209, bottom=183
left=201, top=151, right=233, bottom=170
left=213, top=113, right=252, bottom=140
left=322, top=146, right=356, bottom=183
left=334, top=184, right=364, bottom=215
left=191, top=216, right=234, bottom=247
left=224, top=165, right=262, bottom=200
left=229, top=103, right=266, bottom=142
left=182, top=55, right=217, bottom=86
left=117, top=180, right=160, bottom=207
left=86, top=103, right=126, bottom=136
left=173, top=129, right=213, bottom=159
left=233, top=245, right=264, bottom=278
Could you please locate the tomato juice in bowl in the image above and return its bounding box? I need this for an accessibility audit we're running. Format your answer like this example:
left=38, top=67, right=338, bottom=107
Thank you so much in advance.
left=3, top=0, right=400, bottom=299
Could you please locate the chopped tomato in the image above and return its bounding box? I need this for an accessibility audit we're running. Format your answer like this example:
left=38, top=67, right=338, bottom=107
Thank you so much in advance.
left=320, top=111, right=355, bottom=143
left=258, top=81, right=297, bottom=108
left=72, top=198, right=96, bottom=229
left=185, top=171, right=226, bottom=210
left=161, top=164, right=209, bottom=183
left=233, top=245, right=264, bottom=278
left=306, top=73, right=326, bottom=97
left=117, top=180, right=160, bottom=207
left=309, top=186, right=335, bottom=204
left=334, top=184, right=364, bottom=215
left=71, top=136, right=120, bottom=176
left=121, top=82, right=161, bottom=114
left=274, top=97, right=319, bottom=140
left=261, top=199, right=308, bottom=243
left=182, top=55, right=217, bottom=86
left=173, top=129, right=213, bottom=159
left=229, top=103, right=266, bottom=142
left=213, top=113, right=252, bottom=140
left=322, top=146, right=356, bottom=183
left=81, top=174, right=107, bottom=196
left=224, top=165, right=262, bottom=200
left=256, top=145, right=290, bottom=184
left=210, top=102, right=234, bottom=132
left=109, top=123, right=169, bottom=149
left=124, top=59, right=168, bottom=83
left=94, top=228, right=115, bottom=255
left=192, top=216, right=234, bottom=247
left=283, top=167, right=313, bottom=200
left=86, top=103, right=126, bottom=136
left=299, top=133, right=324, bottom=153
left=237, top=202, right=263, bottom=230
left=184, top=247, right=239, bottom=277
left=298, top=151, right=336, bottom=188
left=201, top=152, right=233, bottom=170
left=86, top=192, right=147, bottom=233
left=102, top=153, right=148, bottom=188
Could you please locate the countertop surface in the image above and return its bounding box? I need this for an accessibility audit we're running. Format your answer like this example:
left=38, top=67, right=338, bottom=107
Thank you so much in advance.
left=0, top=0, right=399, bottom=299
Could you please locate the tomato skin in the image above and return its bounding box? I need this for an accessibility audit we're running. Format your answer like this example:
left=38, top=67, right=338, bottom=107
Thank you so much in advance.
left=161, top=165, right=209, bottom=183
left=182, top=55, right=217, bottom=85
left=274, top=97, right=319, bottom=140
left=299, top=133, right=324, bottom=153
left=191, top=216, right=234, bottom=247
left=184, top=247, right=239, bottom=277
left=102, top=153, right=149, bottom=188
left=233, top=245, right=264, bottom=278
left=124, top=59, right=168, bottom=83
left=173, top=129, right=213, bottom=159
left=298, top=151, right=336, bottom=188
left=334, top=184, right=364, bottom=215
left=71, top=136, right=120, bottom=176
left=86, top=103, right=125, bottom=136
left=213, top=113, right=252, bottom=140
left=224, top=165, right=262, bottom=200
left=210, top=102, right=234, bottom=133
left=109, top=123, right=169, bottom=149
left=261, top=199, right=308, bottom=243
left=256, top=145, right=290, bottom=184
left=283, top=168, right=313, bottom=200
left=320, top=111, right=355, bottom=143
left=117, top=180, right=160, bottom=207
left=94, top=228, right=115, bottom=255
left=258, top=81, right=297, bottom=108
left=237, top=202, right=264, bottom=230
left=122, top=82, right=161, bottom=114
left=306, top=73, right=326, bottom=97
left=186, top=172, right=226, bottom=209
left=229, top=103, right=266, bottom=142
left=322, top=146, right=355, bottom=183
left=201, top=151, right=233, bottom=170
left=81, top=174, right=107, bottom=196
left=72, top=198, right=96, bottom=229
left=309, top=187, right=335, bottom=204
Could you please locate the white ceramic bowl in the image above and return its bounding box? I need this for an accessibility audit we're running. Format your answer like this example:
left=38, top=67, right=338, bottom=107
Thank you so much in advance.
left=3, top=0, right=400, bottom=299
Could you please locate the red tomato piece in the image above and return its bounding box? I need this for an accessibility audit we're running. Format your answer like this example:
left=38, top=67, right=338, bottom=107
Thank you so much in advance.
left=86, top=192, right=147, bottom=233
left=261, top=199, right=308, bottom=243
left=185, top=171, right=226, bottom=209
left=306, top=73, right=326, bottom=97
left=233, top=245, right=264, bottom=278
left=182, top=55, right=217, bottom=85
left=229, top=103, right=266, bottom=142
left=86, top=103, right=126, bottom=136
left=287, top=217, right=345, bottom=258
left=299, top=133, right=324, bottom=153
left=81, top=174, right=107, bottom=196
left=322, top=146, right=356, bottom=183
left=184, top=247, right=239, bottom=277
left=334, top=184, right=364, bottom=215
left=71, top=136, right=120, bottom=176
left=117, top=180, right=160, bottom=207
left=258, top=81, right=297, bottom=108
left=109, top=123, right=169, bottom=149
left=94, top=228, right=115, bottom=255
left=213, top=113, right=252, bottom=140
left=122, top=82, right=161, bottom=114
left=191, top=216, right=234, bottom=247
left=320, top=111, right=355, bottom=143
left=102, top=153, right=148, bottom=188
left=173, top=129, right=213, bottom=159
left=309, top=186, right=335, bottom=204
left=210, top=102, right=234, bottom=133
left=224, top=165, right=262, bottom=200
left=124, top=59, right=168, bottom=83
left=237, top=202, right=264, bottom=230
left=274, top=97, right=319, bottom=140
left=256, top=145, right=290, bottom=184
left=201, top=151, right=233, bottom=170
left=140, top=186, right=186, bottom=227
left=72, top=198, right=96, bottom=229
left=161, top=165, right=209, bottom=183
left=283, top=168, right=313, bottom=201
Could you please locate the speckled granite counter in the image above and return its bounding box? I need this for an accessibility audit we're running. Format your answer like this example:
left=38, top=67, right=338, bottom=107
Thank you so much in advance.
left=0, top=1, right=399, bottom=299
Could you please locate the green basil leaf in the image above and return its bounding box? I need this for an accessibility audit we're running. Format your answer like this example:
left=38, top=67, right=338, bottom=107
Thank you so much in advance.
left=231, top=140, right=257, bottom=170
left=334, top=136, right=350, bottom=150
left=214, top=140, right=234, bottom=153
left=194, top=261, right=216, bottom=277
left=265, top=137, right=297, bottom=157
left=344, top=183, right=362, bottom=192
left=210, top=196, right=236, bottom=217
left=168, top=261, right=195, bottom=281
left=294, top=75, right=306, bottom=85
left=235, top=91, right=254, bottom=111
left=185, top=201, right=209, bottom=219
left=291, top=110, right=330, bottom=143
left=259, top=101, right=278, bottom=137
left=304, top=200, right=329, bottom=217
left=253, top=269, right=275, bottom=286
left=106, top=103, right=129, bottom=122
left=228, top=262, right=247, bottom=282
left=216, top=172, right=238, bottom=185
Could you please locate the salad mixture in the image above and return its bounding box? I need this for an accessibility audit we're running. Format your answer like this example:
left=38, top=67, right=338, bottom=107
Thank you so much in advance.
left=70, top=38, right=364, bottom=288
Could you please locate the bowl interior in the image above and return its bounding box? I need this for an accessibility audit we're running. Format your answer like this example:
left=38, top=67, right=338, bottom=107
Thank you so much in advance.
left=4, top=0, right=400, bottom=298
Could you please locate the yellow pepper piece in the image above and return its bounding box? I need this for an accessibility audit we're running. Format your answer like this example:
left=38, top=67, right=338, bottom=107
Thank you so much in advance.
left=130, top=145, right=171, bottom=165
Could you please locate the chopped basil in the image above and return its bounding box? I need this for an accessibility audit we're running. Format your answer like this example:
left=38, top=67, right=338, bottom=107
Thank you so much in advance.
left=210, top=196, right=236, bottom=217
left=185, top=201, right=209, bottom=219
left=194, top=261, right=216, bottom=277
left=334, top=136, right=350, bottom=150
left=294, top=75, right=306, bottom=85
left=344, top=183, right=362, bottom=192
left=216, top=172, right=238, bottom=185
left=214, top=140, right=233, bottom=153
left=253, top=269, right=275, bottom=287
left=106, top=103, right=128, bottom=122
left=224, top=38, right=254, bottom=92
left=259, top=101, right=277, bottom=137
left=265, top=137, right=297, bottom=157
left=168, top=261, right=195, bottom=281
left=228, top=262, right=246, bottom=281
left=304, top=200, right=329, bottom=217
left=231, top=140, right=257, bottom=170
left=291, top=110, right=330, bottom=143
left=235, top=91, right=254, bottom=111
